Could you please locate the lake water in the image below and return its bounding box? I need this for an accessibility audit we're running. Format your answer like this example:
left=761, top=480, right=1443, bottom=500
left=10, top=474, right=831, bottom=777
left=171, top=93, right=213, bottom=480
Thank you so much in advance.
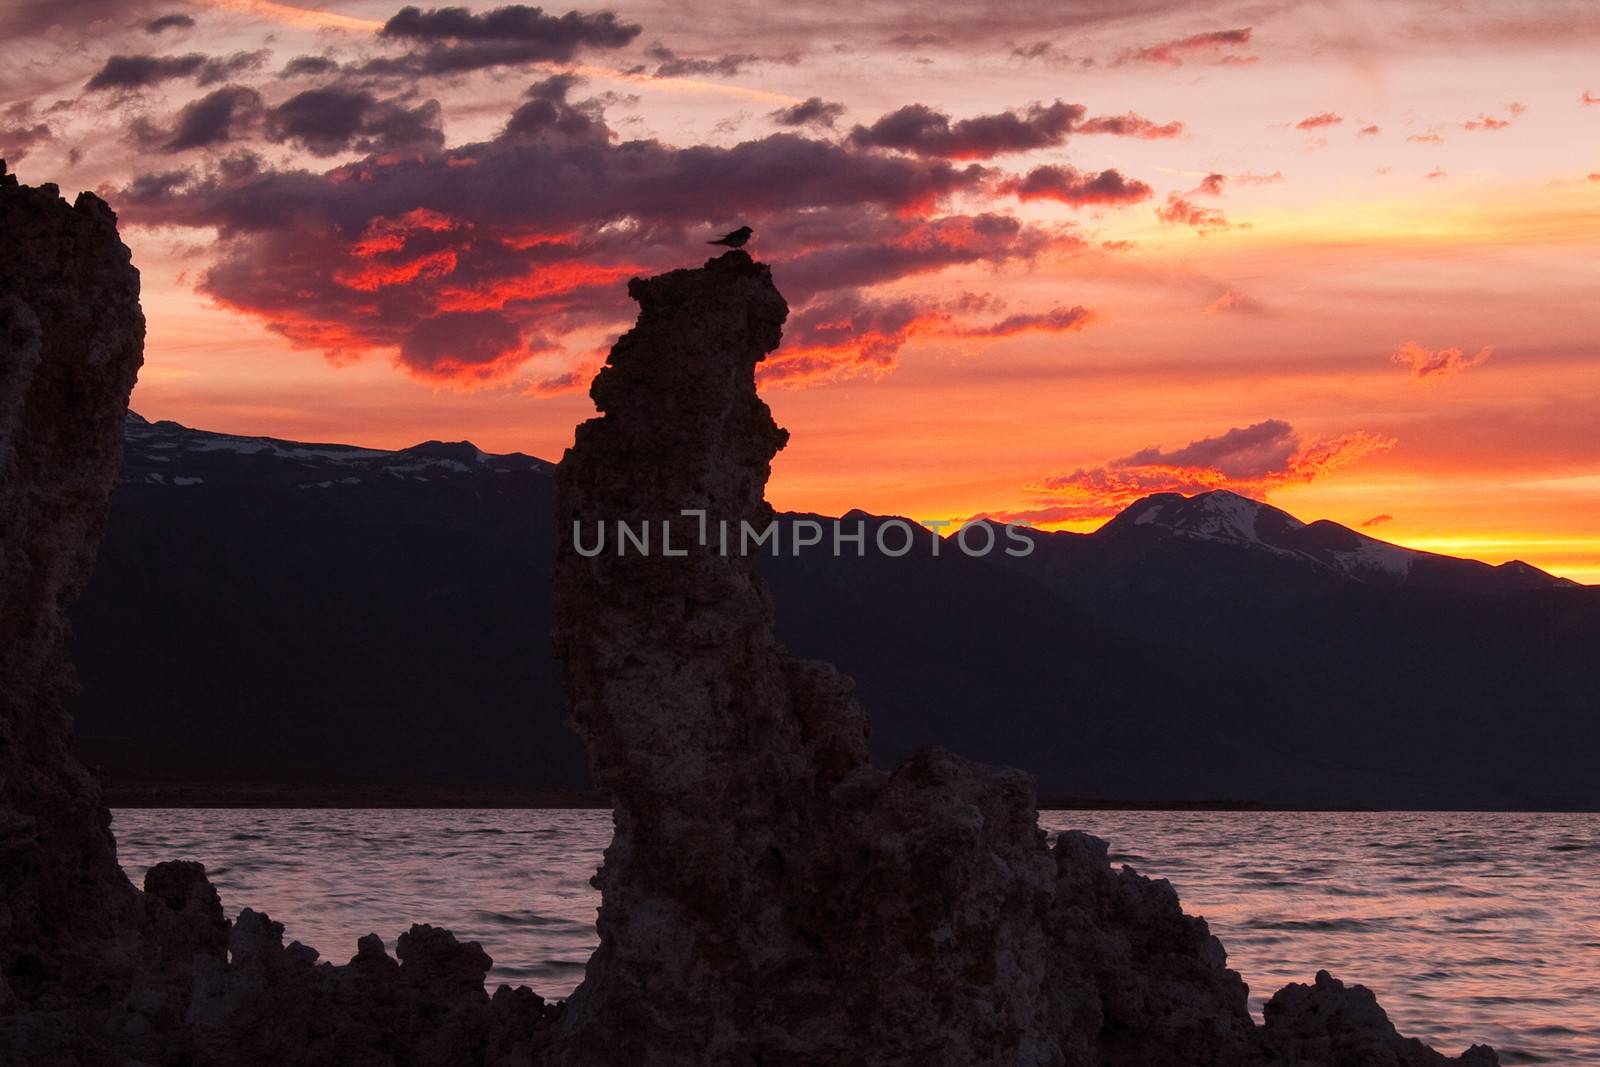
left=111, top=809, right=1600, bottom=1065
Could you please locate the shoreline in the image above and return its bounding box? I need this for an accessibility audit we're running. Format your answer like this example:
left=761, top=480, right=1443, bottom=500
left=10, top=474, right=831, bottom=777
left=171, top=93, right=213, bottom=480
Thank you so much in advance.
left=101, top=781, right=1594, bottom=812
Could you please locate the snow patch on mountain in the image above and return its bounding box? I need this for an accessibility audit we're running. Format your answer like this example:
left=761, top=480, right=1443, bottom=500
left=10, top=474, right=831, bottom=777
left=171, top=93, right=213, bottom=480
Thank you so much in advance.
left=122, top=412, right=552, bottom=486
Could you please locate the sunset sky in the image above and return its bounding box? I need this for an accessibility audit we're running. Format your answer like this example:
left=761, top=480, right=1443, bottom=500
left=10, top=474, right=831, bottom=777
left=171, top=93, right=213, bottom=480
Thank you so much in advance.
left=3, top=0, right=1598, bottom=580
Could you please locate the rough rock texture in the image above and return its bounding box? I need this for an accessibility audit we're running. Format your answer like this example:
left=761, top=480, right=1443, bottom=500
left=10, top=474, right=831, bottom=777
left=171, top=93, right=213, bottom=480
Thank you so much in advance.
left=0, top=158, right=147, bottom=1011
left=551, top=249, right=1499, bottom=1067
left=0, top=162, right=550, bottom=1065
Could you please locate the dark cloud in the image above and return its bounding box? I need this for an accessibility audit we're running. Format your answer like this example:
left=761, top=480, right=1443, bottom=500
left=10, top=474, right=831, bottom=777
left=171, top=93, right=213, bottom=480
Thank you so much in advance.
left=1192, top=172, right=1226, bottom=196
left=0, top=121, right=53, bottom=163
left=638, top=43, right=773, bottom=78
left=87, top=53, right=206, bottom=91
left=399, top=308, right=526, bottom=381
left=770, top=290, right=931, bottom=383
left=382, top=4, right=635, bottom=43
left=85, top=51, right=267, bottom=91
left=849, top=100, right=1083, bottom=159
left=1360, top=514, right=1394, bottom=528
left=1295, top=112, right=1342, bottom=130
left=121, top=168, right=193, bottom=202
left=1122, top=27, right=1254, bottom=67
left=886, top=33, right=945, bottom=48
left=165, top=86, right=264, bottom=152
left=997, top=164, right=1152, bottom=206
left=764, top=288, right=1096, bottom=385
left=112, top=86, right=1007, bottom=386
left=266, top=88, right=445, bottom=157
left=361, top=4, right=641, bottom=78
left=144, top=13, right=194, bottom=33
left=281, top=55, right=341, bottom=78
left=770, top=97, right=846, bottom=129
left=501, top=76, right=606, bottom=143
left=848, top=100, right=1182, bottom=159
left=1117, top=419, right=1300, bottom=479
left=770, top=211, right=1072, bottom=303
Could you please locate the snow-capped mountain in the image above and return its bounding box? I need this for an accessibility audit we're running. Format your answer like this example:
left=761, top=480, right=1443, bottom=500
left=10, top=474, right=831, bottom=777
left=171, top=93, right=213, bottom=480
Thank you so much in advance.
left=1095, top=489, right=1571, bottom=591
left=123, top=410, right=552, bottom=489
left=70, top=415, right=1600, bottom=810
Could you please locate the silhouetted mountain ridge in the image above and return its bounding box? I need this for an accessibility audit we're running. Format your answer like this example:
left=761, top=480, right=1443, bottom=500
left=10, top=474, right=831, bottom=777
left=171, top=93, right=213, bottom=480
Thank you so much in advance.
left=68, top=415, right=1600, bottom=809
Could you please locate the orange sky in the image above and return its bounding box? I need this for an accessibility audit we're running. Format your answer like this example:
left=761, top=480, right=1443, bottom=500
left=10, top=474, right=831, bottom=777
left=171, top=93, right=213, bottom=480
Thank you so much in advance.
left=4, top=0, right=1598, bottom=581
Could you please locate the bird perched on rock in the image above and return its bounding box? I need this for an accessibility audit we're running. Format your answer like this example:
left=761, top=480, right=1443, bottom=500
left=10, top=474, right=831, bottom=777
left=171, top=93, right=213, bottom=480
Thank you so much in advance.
left=708, top=226, right=752, bottom=248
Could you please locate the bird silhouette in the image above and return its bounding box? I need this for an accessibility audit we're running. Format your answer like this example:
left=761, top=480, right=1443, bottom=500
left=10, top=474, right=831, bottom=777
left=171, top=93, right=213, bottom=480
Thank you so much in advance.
left=708, top=226, right=752, bottom=248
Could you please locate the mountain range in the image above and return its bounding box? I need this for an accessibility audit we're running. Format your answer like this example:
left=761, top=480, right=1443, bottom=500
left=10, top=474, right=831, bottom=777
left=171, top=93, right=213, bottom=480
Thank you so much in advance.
left=68, top=414, right=1600, bottom=809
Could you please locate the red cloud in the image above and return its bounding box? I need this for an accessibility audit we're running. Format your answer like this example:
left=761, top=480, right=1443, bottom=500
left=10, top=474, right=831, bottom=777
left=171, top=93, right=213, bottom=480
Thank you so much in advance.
left=1464, top=103, right=1526, bottom=132
left=1295, top=112, right=1343, bottom=130
left=1074, top=113, right=1185, bottom=139
left=1204, top=289, right=1262, bottom=314
left=1358, top=124, right=1380, bottom=137
left=118, top=76, right=1090, bottom=389
left=759, top=291, right=1096, bottom=387
left=1233, top=170, right=1284, bottom=185
left=956, top=305, right=1093, bottom=338
left=1392, top=341, right=1491, bottom=381
left=1123, top=27, right=1255, bottom=67
left=998, top=419, right=1397, bottom=523
left=997, top=165, right=1152, bottom=206
left=1360, top=514, right=1393, bottom=528
left=1584, top=91, right=1600, bottom=105
left=1156, top=193, right=1230, bottom=232
left=1407, top=133, right=1444, bottom=144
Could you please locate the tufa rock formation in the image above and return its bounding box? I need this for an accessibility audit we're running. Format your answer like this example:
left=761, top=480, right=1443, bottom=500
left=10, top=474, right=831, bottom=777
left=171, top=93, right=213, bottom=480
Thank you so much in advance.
left=0, top=162, right=549, bottom=1064
left=1, top=165, right=1497, bottom=1065
left=551, top=249, right=1499, bottom=1067
left=1, top=159, right=149, bottom=1012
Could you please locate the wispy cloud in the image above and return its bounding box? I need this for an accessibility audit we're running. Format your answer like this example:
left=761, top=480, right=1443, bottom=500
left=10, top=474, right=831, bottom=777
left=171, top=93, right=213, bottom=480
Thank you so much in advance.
left=1392, top=341, right=1492, bottom=380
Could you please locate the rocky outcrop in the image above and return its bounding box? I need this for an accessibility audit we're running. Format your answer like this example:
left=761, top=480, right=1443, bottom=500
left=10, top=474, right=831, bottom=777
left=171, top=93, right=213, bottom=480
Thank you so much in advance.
left=551, top=249, right=1498, bottom=1066
left=0, top=163, right=550, bottom=1064
left=0, top=159, right=147, bottom=1011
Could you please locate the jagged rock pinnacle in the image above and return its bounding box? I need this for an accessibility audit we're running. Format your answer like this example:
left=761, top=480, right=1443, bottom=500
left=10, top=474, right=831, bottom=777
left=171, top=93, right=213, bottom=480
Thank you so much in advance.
left=551, top=251, right=1498, bottom=1065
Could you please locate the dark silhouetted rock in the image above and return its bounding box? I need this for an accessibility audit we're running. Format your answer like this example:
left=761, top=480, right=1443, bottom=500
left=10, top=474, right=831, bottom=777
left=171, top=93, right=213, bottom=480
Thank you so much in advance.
left=550, top=249, right=1498, bottom=1066
left=0, top=162, right=549, bottom=1065
left=0, top=158, right=147, bottom=1011
left=1264, top=971, right=1500, bottom=1066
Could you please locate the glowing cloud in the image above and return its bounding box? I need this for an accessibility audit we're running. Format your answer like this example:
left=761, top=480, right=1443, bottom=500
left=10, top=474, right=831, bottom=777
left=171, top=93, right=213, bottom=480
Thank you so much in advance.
left=1122, top=28, right=1254, bottom=68
left=1007, top=419, right=1397, bottom=523
left=1392, top=341, right=1492, bottom=381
